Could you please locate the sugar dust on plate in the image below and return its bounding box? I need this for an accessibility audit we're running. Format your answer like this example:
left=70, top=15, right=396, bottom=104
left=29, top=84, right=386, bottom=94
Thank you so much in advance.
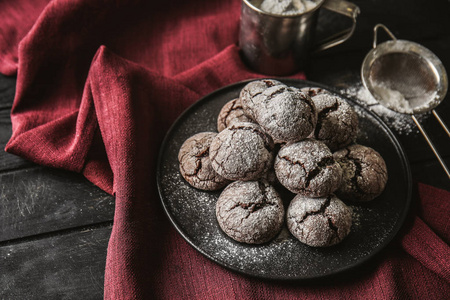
left=341, top=83, right=428, bottom=135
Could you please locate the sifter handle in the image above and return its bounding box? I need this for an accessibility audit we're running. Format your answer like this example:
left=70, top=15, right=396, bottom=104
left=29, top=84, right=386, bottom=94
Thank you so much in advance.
left=411, top=115, right=450, bottom=179
left=432, top=110, right=450, bottom=137
left=373, top=24, right=397, bottom=48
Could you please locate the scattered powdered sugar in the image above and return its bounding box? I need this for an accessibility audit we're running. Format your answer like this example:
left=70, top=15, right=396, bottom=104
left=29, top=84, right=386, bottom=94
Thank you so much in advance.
left=206, top=227, right=300, bottom=274
left=341, top=83, right=428, bottom=135
left=161, top=170, right=218, bottom=220
left=350, top=205, right=361, bottom=227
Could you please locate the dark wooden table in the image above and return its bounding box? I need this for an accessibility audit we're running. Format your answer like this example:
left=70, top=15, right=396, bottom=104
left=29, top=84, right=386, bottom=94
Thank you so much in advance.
left=1, top=0, right=449, bottom=298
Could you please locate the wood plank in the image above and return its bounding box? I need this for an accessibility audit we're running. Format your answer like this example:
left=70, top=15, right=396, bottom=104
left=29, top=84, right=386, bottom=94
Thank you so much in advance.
left=0, top=225, right=111, bottom=299
left=0, top=72, right=34, bottom=172
left=0, top=109, right=35, bottom=171
left=0, top=74, right=15, bottom=109
left=0, top=167, right=115, bottom=242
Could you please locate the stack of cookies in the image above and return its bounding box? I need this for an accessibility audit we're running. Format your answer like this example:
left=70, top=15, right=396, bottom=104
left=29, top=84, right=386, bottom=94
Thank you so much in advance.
left=178, top=80, right=388, bottom=247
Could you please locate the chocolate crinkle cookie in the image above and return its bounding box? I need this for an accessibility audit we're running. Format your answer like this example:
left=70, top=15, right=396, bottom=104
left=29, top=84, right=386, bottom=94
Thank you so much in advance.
left=261, top=165, right=279, bottom=186
left=310, top=93, right=358, bottom=151
left=241, top=81, right=317, bottom=143
left=333, top=144, right=388, bottom=202
left=274, top=139, right=342, bottom=197
left=209, top=122, right=274, bottom=181
left=239, top=79, right=284, bottom=120
left=216, top=180, right=285, bottom=244
left=217, top=98, right=253, bottom=132
left=178, top=132, right=230, bottom=191
left=287, top=194, right=352, bottom=247
left=300, top=86, right=331, bottom=98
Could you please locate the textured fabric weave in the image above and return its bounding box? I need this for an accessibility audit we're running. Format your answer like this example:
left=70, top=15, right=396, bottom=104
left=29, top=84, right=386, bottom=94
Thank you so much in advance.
left=0, top=0, right=449, bottom=299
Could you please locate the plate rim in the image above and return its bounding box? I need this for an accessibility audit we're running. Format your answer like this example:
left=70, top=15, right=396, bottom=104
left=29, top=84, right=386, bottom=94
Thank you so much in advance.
left=156, top=78, right=413, bottom=280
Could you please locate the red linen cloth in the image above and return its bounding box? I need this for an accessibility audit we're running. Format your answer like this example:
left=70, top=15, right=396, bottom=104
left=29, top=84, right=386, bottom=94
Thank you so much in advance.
left=0, top=0, right=449, bottom=299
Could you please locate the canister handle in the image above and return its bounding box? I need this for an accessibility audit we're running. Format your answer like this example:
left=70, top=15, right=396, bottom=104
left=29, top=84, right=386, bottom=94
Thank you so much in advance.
left=315, top=0, right=360, bottom=52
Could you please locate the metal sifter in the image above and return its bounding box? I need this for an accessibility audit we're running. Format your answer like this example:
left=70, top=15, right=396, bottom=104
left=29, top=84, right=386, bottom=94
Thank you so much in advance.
left=361, top=24, right=450, bottom=179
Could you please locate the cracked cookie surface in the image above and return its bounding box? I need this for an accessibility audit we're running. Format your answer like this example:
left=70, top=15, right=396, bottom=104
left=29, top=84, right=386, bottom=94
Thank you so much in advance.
left=217, top=98, right=254, bottom=132
left=210, top=122, right=274, bottom=181
left=242, top=83, right=317, bottom=143
left=300, top=86, right=331, bottom=98
left=178, top=132, right=230, bottom=191
left=216, top=180, right=284, bottom=244
left=287, top=194, right=352, bottom=247
left=310, top=93, right=359, bottom=151
left=274, top=139, right=342, bottom=197
left=239, top=79, right=285, bottom=120
left=333, top=144, right=388, bottom=202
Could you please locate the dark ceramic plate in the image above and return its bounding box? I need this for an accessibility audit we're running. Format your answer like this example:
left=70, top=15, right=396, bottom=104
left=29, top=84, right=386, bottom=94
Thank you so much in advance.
left=156, top=79, right=412, bottom=280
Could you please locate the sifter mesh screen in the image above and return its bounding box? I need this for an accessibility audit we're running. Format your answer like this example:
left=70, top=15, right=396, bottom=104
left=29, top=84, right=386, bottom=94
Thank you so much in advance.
left=369, top=52, right=438, bottom=108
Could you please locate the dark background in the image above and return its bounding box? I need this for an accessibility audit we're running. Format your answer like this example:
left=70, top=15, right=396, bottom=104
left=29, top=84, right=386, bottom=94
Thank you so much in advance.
left=0, top=0, right=449, bottom=298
